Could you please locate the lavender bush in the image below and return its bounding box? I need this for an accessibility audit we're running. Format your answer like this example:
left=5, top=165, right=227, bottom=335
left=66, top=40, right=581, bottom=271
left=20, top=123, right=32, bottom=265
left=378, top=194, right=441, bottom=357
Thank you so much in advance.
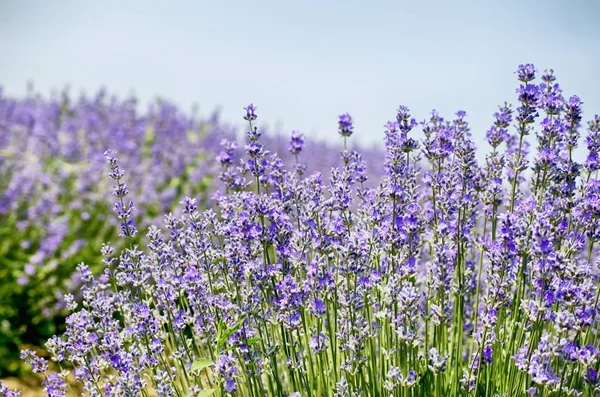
left=4, top=64, right=600, bottom=396
left=0, top=87, right=384, bottom=375
left=0, top=88, right=234, bottom=374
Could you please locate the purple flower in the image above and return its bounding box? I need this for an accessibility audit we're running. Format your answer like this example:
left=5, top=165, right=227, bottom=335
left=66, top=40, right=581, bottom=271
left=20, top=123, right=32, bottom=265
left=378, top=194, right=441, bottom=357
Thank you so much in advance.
left=43, top=372, right=67, bottom=397
left=288, top=130, right=304, bottom=156
left=338, top=113, right=354, bottom=137
left=309, top=333, right=329, bottom=354
left=216, top=353, right=238, bottom=393
left=0, top=381, right=21, bottom=397
left=517, top=63, right=537, bottom=83
left=20, top=350, right=48, bottom=374
left=486, top=103, right=513, bottom=148
left=585, top=368, right=598, bottom=384
left=310, top=298, right=326, bottom=317
left=243, top=103, right=257, bottom=121
left=428, top=348, right=448, bottom=373
left=585, top=115, right=600, bottom=172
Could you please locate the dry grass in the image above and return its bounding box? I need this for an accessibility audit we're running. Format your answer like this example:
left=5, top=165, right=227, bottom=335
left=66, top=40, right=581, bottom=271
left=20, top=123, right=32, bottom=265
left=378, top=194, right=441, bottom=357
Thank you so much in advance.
left=1, top=376, right=46, bottom=397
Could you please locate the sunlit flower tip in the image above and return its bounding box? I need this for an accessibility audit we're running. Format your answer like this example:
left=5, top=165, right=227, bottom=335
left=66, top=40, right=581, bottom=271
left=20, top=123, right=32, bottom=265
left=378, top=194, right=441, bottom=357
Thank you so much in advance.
left=289, top=130, right=305, bottom=155
left=309, top=333, right=329, bottom=354
left=541, top=69, right=556, bottom=83
left=217, top=151, right=232, bottom=165
left=103, top=149, right=118, bottom=166
left=396, top=105, right=411, bottom=121
left=180, top=196, right=197, bottom=214
left=384, top=121, right=398, bottom=133
left=338, top=113, right=354, bottom=137
left=243, top=103, right=257, bottom=121
left=567, top=95, right=583, bottom=107
left=565, top=95, right=583, bottom=114
left=517, top=63, right=537, bottom=83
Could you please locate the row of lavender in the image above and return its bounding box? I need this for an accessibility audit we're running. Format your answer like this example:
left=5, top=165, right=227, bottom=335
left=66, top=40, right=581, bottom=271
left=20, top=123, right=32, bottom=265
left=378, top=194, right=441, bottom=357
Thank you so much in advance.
left=0, top=88, right=381, bottom=375
left=2, top=64, right=600, bottom=396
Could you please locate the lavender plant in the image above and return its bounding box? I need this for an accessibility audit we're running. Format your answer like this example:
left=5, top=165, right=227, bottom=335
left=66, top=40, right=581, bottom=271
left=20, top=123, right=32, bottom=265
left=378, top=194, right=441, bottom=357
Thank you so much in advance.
left=0, top=89, right=234, bottom=374
left=0, top=87, right=385, bottom=375
left=4, top=64, right=600, bottom=396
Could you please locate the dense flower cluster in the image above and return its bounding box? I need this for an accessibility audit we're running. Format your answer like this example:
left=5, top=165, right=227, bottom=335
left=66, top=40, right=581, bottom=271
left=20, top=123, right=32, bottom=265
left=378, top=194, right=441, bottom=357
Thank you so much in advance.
left=3, top=64, right=600, bottom=396
left=0, top=89, right=383, bottom=375
left=0, top=88, right=234, bottom=373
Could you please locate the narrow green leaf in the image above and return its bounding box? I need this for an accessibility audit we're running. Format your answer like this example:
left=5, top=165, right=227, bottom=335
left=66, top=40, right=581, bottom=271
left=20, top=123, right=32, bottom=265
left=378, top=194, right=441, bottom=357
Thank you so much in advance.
left=216, top=318, right=245, bottom=351
left=221, top=344, right=236, bottom=354
left=191, top=358, right=214, bottom=373
left=196, top=389, right=217, bottom=397
left=221, top=336, right=263, bottom=354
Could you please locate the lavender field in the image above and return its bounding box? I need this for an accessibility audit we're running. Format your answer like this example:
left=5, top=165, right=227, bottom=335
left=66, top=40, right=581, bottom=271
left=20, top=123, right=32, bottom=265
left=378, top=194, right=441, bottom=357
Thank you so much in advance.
left=1, top=64, right=600, bottom=396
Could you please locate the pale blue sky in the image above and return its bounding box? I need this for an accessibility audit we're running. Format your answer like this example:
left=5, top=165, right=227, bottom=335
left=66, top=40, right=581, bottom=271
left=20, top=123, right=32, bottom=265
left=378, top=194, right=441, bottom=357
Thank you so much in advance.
left=1, top=0, right=599, bottom=159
